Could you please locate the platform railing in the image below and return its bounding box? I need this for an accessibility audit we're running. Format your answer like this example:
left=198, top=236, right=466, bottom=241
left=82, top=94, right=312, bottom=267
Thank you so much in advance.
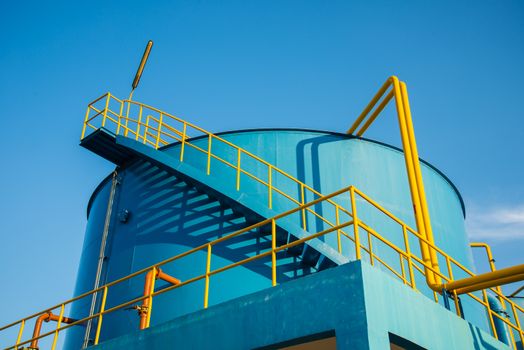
left=81, top=92, right=356, bottom=252
left=2, top=185, right=524, bottom=350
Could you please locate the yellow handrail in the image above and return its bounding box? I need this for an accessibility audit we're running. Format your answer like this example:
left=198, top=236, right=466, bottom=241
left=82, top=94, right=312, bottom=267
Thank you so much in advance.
left=2, top=185, right=524, bottom=349
left=80, top=92, right=361, bottom=260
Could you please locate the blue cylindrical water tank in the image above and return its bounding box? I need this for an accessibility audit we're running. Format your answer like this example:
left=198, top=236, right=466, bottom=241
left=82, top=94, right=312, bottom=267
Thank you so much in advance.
left=65, top=129, right=482, bottom=348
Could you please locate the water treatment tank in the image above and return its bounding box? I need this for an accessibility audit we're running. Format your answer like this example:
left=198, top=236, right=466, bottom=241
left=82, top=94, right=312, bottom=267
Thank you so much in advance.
left=64, top=129, right=478, bottom=348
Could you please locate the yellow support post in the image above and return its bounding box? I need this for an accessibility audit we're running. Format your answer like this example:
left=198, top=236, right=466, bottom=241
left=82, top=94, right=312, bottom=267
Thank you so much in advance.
left=483, top=289, right=499, bottom=340
left=143, top=115, right=150, bottom=144
left=204, top=244, right=212, bottom=308
left=15, top=320, right=25, bottom=347
left=301, top=184, right=306, bottom=230
left=271, top=219, right=277, bottom=286
left=102, top=93, right=110, bottom=128
left=135, top=105, right=143, bottom=141
left=236, top=149, right=241, bottom=191
left=335, top=205, right=342, bottom=254
left=402, top=224, right=416, bottom=289
left=268, top=165, right=273, bottom=209
left=349, top=186, right=361, bottom=259
left=94, top=286, right=108, bottom=345
left=145, top=267, right=156, bottom=329
left=207, top=135, right=212, bottom=175
left=51, top=304, right=65, bottom=350
left=155, top=113, right=163, bottom=149
left=116, top=100, right=124, bottom=136
left=180, top=123, right=187, bottom=161
left=81, top=107, right=90, bottom=139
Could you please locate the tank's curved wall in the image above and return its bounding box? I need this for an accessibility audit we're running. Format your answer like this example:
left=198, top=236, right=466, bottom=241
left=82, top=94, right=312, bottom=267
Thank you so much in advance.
left=64, top=180, right=111, bottom=349
left=66, top=129, right=483, bottom=347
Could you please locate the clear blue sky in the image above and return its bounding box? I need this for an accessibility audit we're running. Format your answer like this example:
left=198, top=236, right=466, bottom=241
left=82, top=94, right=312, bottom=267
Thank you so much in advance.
left=1, top=0, right=523, bottom=333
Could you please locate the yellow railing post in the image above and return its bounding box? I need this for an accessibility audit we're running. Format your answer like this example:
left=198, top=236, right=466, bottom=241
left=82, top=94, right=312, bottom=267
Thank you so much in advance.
left=204, top=244, right=212, bottom=308
left=50, top=304, right=65, bottom=350
left=335, top=205, right=342, bottom=254
left=402, top=225, right=416, bottom=289
left=367, top=229, right=374, bottom=265
left=236, top=149, right=241, bottom=191
left=399, top=254, right=407, bottom=285
left=349, top=186, right=361, bottom=259
left=102, top=93, right=110, bottom=128
left=268, top=165, right=273, bottom=209
left=206, top=135, right=212, bottom=175
left=125, top=100, right=131, bottom=137
left=116, top=100, right=124, bottom=136
left=511, top=303, right=524, bottom=346
left=145, top=267, right=156, bottom=329
left=180, top=123, right=187, bottom=162
left=271, top=219, right=277, bottom=286
left=300, top=184, right=306, bottom=231
left=81, top=107, right=90, bottom=139
left=94, top=286, right=108, bottom=345
left=483, top=289, right=499, bottom=340
left=135, top=105, right=143, bottom=141
left=155, top=113, right=163, bottom=149
left=143, top=115, right=150, bottom=144
left=15, top=320, right=25, bottom=348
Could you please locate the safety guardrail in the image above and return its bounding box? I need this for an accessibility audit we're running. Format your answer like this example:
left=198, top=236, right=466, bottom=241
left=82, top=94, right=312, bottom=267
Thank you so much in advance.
left=81, top=92, right=354, bottom=252
left=2, top=185, right=523, bottom=350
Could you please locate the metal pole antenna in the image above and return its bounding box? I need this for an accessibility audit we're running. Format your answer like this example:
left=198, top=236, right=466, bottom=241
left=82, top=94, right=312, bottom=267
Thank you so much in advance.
left=128, top=40, right=154, bottom=101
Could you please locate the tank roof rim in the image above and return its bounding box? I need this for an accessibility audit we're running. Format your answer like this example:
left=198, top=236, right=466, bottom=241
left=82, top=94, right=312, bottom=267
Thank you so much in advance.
left=86, top=128, right=466, bottom=219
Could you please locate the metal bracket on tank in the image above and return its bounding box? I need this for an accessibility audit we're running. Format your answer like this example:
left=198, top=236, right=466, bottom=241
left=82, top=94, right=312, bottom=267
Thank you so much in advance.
left=442, top=289, right=465, bottom=319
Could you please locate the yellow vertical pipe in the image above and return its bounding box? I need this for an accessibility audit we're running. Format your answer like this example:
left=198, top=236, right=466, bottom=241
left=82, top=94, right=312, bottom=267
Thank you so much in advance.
left=94, top=286, right=108, bottom=345
left=400, top=81, right=441, bottom=284
left=51, top=304, right=65, bottom=350
left=470, top=243, right=504, bottom=298
left=349, top=187, right=361, bottom=259
left=180, top=123, right=187, bottom=161
left=204, top=244, right=212, bottom=308
left=207, top=135, right=212, bottom=175
left=271, top=219, right=277, bottom=286
left=391, top=77, right=436, bottom=286
left=236, top=149, right=241, bottom=191
left=15, top=320, right=25, bottom=347
left=145, top=267, right=156, bottom=329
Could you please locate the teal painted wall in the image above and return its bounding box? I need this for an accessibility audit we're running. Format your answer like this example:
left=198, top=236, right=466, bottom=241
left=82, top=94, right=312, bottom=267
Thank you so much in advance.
left=91, top=261, right=508, bottom=350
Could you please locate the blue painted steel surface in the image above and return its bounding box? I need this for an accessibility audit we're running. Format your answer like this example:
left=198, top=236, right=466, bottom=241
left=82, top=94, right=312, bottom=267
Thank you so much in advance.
left=91, top=261, right=508, bottom=350
left=68, top=129, right=485, bottom=348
